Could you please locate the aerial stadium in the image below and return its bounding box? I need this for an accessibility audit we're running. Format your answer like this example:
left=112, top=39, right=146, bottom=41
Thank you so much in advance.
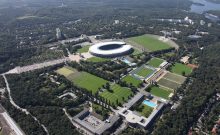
left=89, top=42, right=133, bottom=58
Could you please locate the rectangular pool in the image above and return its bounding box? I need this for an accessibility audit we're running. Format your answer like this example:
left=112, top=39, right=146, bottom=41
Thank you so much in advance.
left=122, top=59, right=131, bottom=64
left=143, top=100, right=157, bottom=108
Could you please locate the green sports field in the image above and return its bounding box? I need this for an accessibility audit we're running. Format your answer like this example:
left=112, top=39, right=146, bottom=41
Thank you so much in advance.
left=56, top=67, right=76, bottom=77
left=100, top=84, right=133, bottom=106
left=163, top=72, right=186, bottom=84
left=147, top=86, right=173, bottom=99
left=122, top=75, right=142, bottom=87
left=147, top=58, right=164, bottom=68
left=77, top=46, right=90, bottom=53
left=128, top=35, right=172, bottom=52
left=57, top=67, right=108, bottom=94
left=73, top=72, right=108, bottom=94
left=136, top=67, right=154, bottom=77
left=87, top=57, right=110, bottom=62
left=170, top=63, right=193, bottom=76
left=158, top=78, right=180, bottom=90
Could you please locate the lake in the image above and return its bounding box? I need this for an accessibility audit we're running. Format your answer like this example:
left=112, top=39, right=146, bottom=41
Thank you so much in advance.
left=190, top=0, right=220, bottom=14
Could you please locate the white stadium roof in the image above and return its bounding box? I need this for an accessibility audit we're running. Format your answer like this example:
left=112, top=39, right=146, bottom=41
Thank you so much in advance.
left=89, top=41, right=132, bottom=57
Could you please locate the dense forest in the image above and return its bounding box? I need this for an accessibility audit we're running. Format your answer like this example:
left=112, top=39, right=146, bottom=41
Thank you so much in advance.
left=3, top=66, right=86, bottom=135
left=202, top=102, right=220, bottom=133
left=0, top=76, right=5, bottom=88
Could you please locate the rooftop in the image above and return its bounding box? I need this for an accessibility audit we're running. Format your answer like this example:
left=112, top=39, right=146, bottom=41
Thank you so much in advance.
left=73, top=108, right=120, bottom=135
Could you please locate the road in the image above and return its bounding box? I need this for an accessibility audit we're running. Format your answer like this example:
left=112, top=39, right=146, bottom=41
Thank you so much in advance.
left=0, top=104, right=25, bottom=135
left=2, top=75, right=49, bottom=135
left=4, top=58, right=69, bottom=75
left=1, top=112, right=24, bottom=135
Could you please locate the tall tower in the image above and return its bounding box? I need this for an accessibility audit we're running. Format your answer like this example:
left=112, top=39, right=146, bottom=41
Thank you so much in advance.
left=56, top=28, right=62, bottom=40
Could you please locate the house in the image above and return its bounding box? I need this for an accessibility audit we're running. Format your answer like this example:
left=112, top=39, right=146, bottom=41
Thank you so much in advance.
left=180, top=56, right=190, bottom=64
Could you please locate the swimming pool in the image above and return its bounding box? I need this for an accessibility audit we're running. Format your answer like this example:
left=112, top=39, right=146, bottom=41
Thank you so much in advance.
left=143, top=100, right=157, bottom=108
left=122, top=59, right=131, bottom=64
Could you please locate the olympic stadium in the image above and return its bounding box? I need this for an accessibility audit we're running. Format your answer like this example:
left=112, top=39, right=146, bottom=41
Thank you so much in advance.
left=89, top=42, right=133, bottom=58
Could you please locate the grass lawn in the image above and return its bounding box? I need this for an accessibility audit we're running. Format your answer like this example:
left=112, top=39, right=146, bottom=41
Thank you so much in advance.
left=77, top=46, right=90, bottom=53
left=147, top=58, right=164, bottom=68
left=170, top=62, right=193, bottom=76
left=100, top=84, right=133, bottom=106
left=164, top=52, right=175, bottom=57
left=136, top=104, right=153, bottom=118
left=128, top=35, right=172, bottom=52
left=136, top=67, right=154, bottom=77
left=122, top=75, right=142, bottom=87
left=73, top=72, right=108, bottom=94
left=132, top=48, right=142, bottom=55
left=56, top=67, right=76, bottom=77
left=146, top=86, right=173, bottom=99
left=87, top=57, right=110, bottom=62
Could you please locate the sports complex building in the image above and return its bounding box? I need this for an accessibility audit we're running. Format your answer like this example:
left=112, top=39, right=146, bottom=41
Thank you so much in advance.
left=89, top=42, right=133, bottom=58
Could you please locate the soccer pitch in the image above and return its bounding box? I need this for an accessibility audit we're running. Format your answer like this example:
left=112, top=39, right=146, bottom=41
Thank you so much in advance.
left=147, top=58, right=164, bottom=68
left=122, top=75, right=142, bottom=87
left=57, top=67, right=108, bottom=94
left=73, top=72, right=108, bottom=94
left=147, top=86, right=173, bottom=99
left=163, top=72, right=186, bottom=84
left=56, top=67, right=76, bottom=77
left=158, top=78, right=181, bottom=90
left=170, top=63, right=193, bottom=76
left=136, top=67, right=154, bottom=78
left=100, top=84, right=133, bottom=105
left=127, top=35, right=172, bottom=52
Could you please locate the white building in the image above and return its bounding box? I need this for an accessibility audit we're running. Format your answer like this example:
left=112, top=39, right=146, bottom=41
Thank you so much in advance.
left=114, top=20, right=120, bottom=24
left=159, top=61, right=169, bottom=69
left=180, top=56, right=190, bottom=64
left=56, top=28, right=62, bottom=40
left=200, top=20, right=206, bottom=25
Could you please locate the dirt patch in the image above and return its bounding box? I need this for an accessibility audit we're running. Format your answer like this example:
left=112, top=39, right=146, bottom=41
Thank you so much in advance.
left=187, top=64, right=199, bottom=69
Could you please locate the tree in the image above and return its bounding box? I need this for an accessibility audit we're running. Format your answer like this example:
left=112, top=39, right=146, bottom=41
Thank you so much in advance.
left=106, top=82, right=110, bottom=90
left=116, top=99, right=119, bottom=106
left=182, top=71, right=186, bottom=76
